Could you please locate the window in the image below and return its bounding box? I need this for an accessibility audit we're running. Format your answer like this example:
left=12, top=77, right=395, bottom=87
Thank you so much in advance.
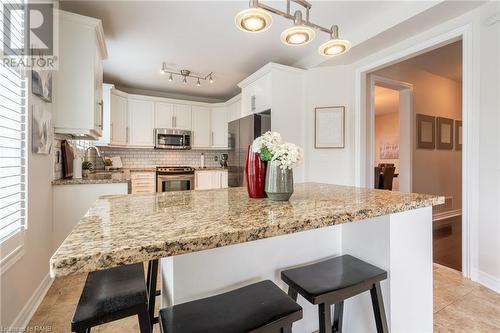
left=1, top=0, right=27, bottom=263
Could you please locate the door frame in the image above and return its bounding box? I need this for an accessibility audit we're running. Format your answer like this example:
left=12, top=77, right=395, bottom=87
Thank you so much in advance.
left=354, top=24, right=474, bottom=278
left=368, top=75, right=414, bottom=192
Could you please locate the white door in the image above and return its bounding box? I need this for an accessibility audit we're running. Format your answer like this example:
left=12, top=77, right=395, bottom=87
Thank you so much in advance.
left=211, top=107, right=228, bottom=148
left=154, top=102, right=174, bottom=128
left=195, top=171, right=214, bottom=190
left=191, top=106, right=211, bottom=148
left=110, top=94, right=128, bottom=145
left=128, top=98, right=154, bottom=146
left=173, top=104, right=192, bottom=130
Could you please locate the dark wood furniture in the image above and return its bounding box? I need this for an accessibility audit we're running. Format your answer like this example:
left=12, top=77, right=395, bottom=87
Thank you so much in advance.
left=281, top=255, right=388, bottom=333
left=374, top=165, right=396, bottom=190
left=158, top=280, right=302, bottom=333
left=71, top=263, right=151, bottom=333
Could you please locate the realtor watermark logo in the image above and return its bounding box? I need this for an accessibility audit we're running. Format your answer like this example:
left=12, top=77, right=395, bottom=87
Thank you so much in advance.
left=1, top=1, right=58, bottom=69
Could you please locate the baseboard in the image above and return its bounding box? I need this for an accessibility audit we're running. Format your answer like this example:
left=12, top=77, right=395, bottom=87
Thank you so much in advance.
left=472, top=268, right=500, bottom=293
left=8, top=273, right=53, bottom=331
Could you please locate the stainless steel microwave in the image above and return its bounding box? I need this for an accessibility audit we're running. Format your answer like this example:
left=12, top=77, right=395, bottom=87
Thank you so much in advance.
left=154, top=128, right=191, bottom=150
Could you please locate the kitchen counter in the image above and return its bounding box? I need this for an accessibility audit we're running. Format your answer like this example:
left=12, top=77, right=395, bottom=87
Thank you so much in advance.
left=195, top=167, right=228, bottom=171
left=49, top=183, right=442, bottom=277
left=52, top=178, right=129, bottom=185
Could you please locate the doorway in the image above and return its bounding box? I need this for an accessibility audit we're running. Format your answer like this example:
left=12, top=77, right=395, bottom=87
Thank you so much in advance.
left=367, top=40, right=464, bottom=272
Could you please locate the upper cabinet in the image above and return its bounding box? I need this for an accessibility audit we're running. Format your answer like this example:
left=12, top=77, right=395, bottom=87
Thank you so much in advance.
left=240, top=74, right=271, bottom=117
left=128, top=98, right=154, bottom=147
left=53, top=11, right=108, bottom=139
left=109, top=91, right=128, bottom=146
left=191, top=106, right=211, bottom=148
left=211, top=106, right=228, bottom=148
left=154, top=103, right=192, bottom=130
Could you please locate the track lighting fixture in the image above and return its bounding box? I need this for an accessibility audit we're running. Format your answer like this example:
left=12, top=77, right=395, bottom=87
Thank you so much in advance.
left=160, top=62, right=215, bottom=86
left=235, top=0, right=350, bottom=57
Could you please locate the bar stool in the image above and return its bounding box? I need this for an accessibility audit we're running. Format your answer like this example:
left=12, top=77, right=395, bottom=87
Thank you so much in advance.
left=281, top=255, right=388, bottom=333
left=159, top=280, right=302, bottom=333
left=71, top=263, right=151, bottom=333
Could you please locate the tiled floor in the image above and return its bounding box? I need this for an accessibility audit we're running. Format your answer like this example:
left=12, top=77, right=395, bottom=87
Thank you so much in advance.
left=27, top=264, right=499, bottom=332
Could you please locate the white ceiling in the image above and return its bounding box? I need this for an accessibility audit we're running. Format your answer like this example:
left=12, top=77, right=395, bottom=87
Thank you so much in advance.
left=59, top=1, right=454, bottom=101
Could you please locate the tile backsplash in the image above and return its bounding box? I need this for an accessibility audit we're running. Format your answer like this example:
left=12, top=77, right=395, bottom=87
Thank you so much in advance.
left=93, top=146, right=227, bottom=170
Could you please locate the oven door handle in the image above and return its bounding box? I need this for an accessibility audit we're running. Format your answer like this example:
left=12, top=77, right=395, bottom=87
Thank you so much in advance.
left=157, top=175, right=195, bottom=181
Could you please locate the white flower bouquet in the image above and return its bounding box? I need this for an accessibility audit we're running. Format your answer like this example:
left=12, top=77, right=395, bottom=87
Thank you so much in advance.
left=252, top=131, right=303, bottom=170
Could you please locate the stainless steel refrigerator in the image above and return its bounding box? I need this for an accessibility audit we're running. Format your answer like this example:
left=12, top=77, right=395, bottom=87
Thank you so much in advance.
left=228, top=111, right=271, bottom=187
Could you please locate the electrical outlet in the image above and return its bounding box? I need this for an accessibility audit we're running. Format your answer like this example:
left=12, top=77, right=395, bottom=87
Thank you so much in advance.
left=214, top=155, right=219, bottom=161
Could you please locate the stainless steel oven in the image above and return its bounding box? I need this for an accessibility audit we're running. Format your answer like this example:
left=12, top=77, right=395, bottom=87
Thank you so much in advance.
left=154, top=128, right=191, bottom=150
left=156, top=167, right=195, bottom=192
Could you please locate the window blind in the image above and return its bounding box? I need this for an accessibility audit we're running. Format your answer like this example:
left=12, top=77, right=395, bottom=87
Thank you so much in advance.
left=0, top=0, right=26, bottom=242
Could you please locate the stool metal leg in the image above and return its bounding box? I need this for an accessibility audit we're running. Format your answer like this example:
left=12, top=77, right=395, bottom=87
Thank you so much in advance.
left=138, top=310, right=152, bottom=333
left=318, top=303, right=332, bottom=333
left=333, top=301, right=344, bottom=333
left=147, top=259, right=159, bottom=328
left=370, top=283, right=389, bottom=333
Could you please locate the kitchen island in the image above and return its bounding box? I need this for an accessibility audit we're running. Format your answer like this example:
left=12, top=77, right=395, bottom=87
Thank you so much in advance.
left=50, top=183, right=442, bottom=332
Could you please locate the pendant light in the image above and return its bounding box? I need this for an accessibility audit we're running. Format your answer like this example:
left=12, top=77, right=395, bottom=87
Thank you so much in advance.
left=280, top=11, right=315, bottom=46
left=318, top=25, right=351, bottom=57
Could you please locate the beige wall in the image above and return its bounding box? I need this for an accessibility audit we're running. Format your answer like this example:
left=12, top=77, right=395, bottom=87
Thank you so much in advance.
left=1, top=72, right=54, bottom=328
left=373, top=64, right=462, bottom=210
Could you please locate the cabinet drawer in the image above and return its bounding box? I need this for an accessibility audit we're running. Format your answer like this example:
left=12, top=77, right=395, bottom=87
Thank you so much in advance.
left=132, top=180, right=154, bottom=187
left=131, top=172, right=155, bottom=180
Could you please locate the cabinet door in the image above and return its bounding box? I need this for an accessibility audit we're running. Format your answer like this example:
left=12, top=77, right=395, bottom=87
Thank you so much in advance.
left=211, top=171, right=222, bottom=189
left=211, top=107, right=228, bottom=148
left=94, top=47, right=104, bottom=135
left=154, top=102, right=174, bottom=128
left=110, top=93, right=128, bottom=145
left=173, top=104, right=192, bottom=130
left=128, top=99, right=154, bottom=146
left=220, top=171, right=228, bottom=188
left=191, top=106, right=211, bottom=148
left=195, top=171, right=213, bottom=190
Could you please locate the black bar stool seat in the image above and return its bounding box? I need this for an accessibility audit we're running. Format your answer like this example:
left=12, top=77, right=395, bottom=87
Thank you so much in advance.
left=159, top=280, right=302, bottom=333
left=281, top=255, right=389, bottom=333
left=71, top=263, right=151, bottom=333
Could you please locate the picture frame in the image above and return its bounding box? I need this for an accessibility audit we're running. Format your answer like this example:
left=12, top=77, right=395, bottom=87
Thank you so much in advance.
left=32, top=105, right=52, bottom=154
left=436, top=117, right=454, bottom=150
left=416, top=114, right=435, bottom=149
left=455, top=120, right=462, bottom=151
left=314, top=106, right=345, bottom=149
left=32, top=69, right=53, bottom=103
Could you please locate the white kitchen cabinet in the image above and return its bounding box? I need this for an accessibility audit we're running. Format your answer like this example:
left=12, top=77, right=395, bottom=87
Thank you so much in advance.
left=53, top=11, right=108, bottom=139
left=154, top=102, right=174, bottom=128
left=128, top=98, right=154, bottom=147
left=240, top=73, right=271, bottom=117
left=154, top=103, right=192, bottom=130
left=110, top=91, right=128, bottom=145
left=227, top=94, right=242, bottom=123
left=130, top=171, right=156, bottom=193
left=191, top=106, right=211, bottom=148
left=211, top=107, right=228, bottom=148
left=173, top=104, right=192, bottom=130
left=195, top=170, right=228, bottom=190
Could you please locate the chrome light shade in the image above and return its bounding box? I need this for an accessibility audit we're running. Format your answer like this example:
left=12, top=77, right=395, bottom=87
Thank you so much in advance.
left=318, top=25, right=351, bottom=56
left=280, top=25, right=315, bottom=46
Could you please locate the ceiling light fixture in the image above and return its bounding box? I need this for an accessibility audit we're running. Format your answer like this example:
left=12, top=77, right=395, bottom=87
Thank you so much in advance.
left=235, top=6, right=272, bottom=33
left=235, top=0, right=350, bottom=57
left=318, top=25, right=351, bottom=57
left=160, top=62, right=215, bottom=86
left=280, top=10, right=315, bottom=46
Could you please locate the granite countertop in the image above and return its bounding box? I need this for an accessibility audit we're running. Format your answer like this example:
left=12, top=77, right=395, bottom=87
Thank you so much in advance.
left=195, top=167, right=228, bottom=171
left=50, top=183, right=443, bottom=277
left=52, top=178, right=129, bottom=185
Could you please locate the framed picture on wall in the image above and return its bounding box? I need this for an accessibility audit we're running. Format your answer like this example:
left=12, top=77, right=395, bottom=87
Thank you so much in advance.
left=455, top=120, right=462, bottom=151
left=314, top=106, right=345, bottom=149
left=437, top=117, right=454, bottom=150
left=416, top=114, right=435, bottom=149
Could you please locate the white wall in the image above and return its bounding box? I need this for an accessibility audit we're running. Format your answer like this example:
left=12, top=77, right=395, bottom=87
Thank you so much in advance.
left=1, top=75, right=55, bottom=327
left=303, top=65, right=355, bottom=185
left=303, top=1, right=500, bottom=291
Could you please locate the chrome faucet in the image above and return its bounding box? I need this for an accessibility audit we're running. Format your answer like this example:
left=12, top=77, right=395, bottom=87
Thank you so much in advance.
left=85, top=146, right=106, bottom=170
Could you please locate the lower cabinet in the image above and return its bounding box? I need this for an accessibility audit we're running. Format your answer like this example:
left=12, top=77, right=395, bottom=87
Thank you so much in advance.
left=195, top=170, right=228, bottom=190
left=130, top=171, right=156, bottom=194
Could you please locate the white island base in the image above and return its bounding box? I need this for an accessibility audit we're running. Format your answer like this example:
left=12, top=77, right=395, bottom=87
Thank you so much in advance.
left=160, top=207, right=433, bottom=333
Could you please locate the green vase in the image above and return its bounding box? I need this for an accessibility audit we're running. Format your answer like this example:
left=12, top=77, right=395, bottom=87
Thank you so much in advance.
left=265, top=160, right=293, bottom=201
